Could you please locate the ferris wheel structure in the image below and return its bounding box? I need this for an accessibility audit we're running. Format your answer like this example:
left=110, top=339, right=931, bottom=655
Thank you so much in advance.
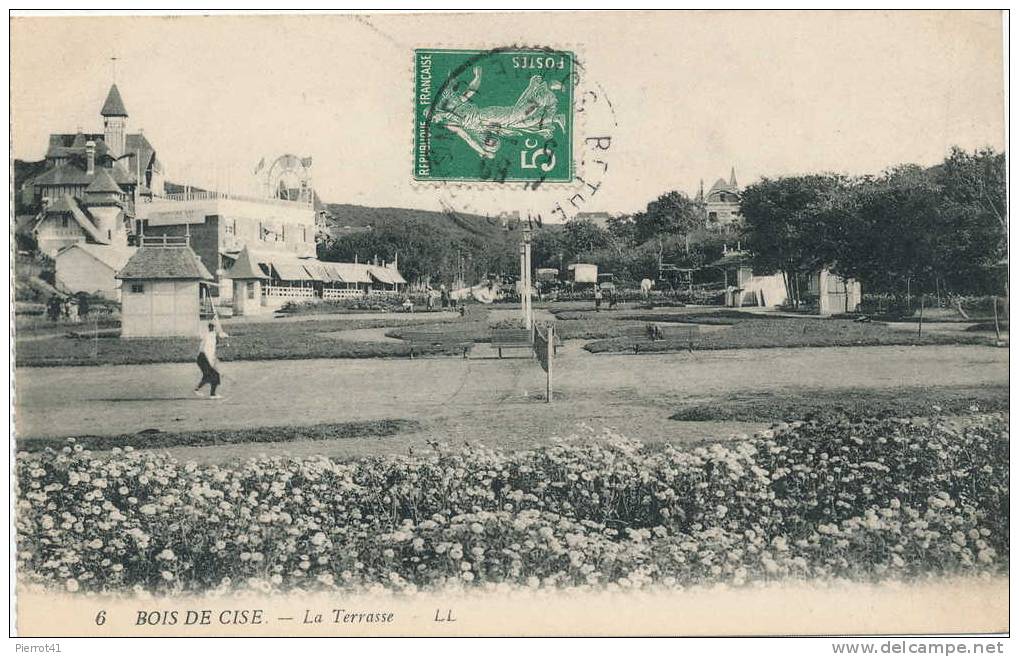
left=257, top=154, right=314, bottom=204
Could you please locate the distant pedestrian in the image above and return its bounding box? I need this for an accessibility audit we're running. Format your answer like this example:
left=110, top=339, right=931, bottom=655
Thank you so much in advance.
left=403, top=296, right=414, bottom=313
left=607, top=289, right=617, bottom=310
left=76, top=293, right=90, bottom=318
left=193, top=322, right=223, bottom=399
left=440, top=284, right=449, bottom=309
left=67, top=299, right=79, bottom=323
left=594, top=285, right=603, bottom=312
left=426, top=290, right=434, bottom=311
left=46, top=296, right=61, bottom=322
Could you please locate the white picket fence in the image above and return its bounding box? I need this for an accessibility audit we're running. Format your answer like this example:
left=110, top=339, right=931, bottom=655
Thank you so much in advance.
left=322, top=288, right=364, bottom=300
left=264, top=286, right=315, bottom=299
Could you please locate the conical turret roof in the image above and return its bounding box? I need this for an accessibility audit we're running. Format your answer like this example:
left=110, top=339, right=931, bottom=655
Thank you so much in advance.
left=101, top=84, right=128, bottom=117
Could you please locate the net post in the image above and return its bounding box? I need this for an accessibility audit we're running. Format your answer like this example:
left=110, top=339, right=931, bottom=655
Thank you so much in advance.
left=546, top=325, right=552, bottom=404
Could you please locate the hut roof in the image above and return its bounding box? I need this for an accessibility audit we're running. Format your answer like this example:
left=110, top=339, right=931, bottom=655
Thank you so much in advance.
left=223, top=247, right=269, bottom=279
left=116, top=246, right=214, bottom=280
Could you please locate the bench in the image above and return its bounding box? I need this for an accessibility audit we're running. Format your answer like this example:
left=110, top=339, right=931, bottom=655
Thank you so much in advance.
left=490, top=328, right=533, bottom=358
left=622, top=323, right=700, bottom=354
left=408, top=331, right=474, bottom=359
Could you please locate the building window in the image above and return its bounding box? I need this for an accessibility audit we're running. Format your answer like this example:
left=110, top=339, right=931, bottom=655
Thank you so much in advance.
left=130, top=283, right=145, bottom=294
left=61, top=216, right=69, bottom=228
left=247, top=283, right=255, bottom=299
left=708, top=212, right=718, bottom=223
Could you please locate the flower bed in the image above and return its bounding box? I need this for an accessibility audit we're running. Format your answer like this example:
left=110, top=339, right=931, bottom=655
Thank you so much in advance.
left=15, top=414, right=1008, bottom=595
left=16, top=419, right=420, bottom=454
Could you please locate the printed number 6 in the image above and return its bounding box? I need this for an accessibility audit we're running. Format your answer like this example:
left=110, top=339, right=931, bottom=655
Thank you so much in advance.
left=520, top=139, right=555, bottom=172
left=95, top=610, right=107, bottom=626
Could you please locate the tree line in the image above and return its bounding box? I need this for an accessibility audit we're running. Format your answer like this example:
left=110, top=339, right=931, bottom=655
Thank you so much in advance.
left=741, top=147, right=1006, bottom=303
left=316, top=147, right=1005, bottom=297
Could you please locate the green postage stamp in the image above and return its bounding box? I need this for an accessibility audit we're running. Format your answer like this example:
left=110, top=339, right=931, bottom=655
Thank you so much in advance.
left=415, top=48, right=575, bottom=183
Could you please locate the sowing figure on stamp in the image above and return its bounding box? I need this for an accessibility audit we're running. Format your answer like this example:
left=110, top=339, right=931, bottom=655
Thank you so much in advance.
left=433, top=66, right=566, bottom=159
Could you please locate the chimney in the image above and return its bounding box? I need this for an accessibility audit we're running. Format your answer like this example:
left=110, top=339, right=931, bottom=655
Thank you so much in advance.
left=85, top=141, right=96, bottom=175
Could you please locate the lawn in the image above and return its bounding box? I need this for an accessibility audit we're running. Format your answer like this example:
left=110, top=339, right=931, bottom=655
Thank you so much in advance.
left=16, top=419, right=419, bottom=453
left=568, top=309, right=995, bottom=352
left=15, top=304, right=998, bottom=367
left=668, top=385, right=1009, bottom=422
left=15, top=312, right=485, bottom=367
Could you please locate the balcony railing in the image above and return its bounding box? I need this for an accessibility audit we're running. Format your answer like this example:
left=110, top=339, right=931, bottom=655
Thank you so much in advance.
left=149, top=190, right=313, bottom=208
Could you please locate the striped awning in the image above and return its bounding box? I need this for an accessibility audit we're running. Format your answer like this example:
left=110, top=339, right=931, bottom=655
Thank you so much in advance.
left=271, top=261, right=314, bottom=281
left=368, top=265, right=406, bottom=285
left=330, top=263, right=372, bottom=284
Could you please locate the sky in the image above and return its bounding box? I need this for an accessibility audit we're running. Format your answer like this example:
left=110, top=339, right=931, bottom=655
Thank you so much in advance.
left=11, top=11, right=1005, bottom=217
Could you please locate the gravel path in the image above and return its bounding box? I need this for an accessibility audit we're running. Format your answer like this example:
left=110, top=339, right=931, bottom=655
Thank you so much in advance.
left=15, top=344, right=1007, bottom=463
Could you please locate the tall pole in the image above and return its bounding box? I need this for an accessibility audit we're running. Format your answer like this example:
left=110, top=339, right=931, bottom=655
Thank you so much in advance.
left=519, top=241, right=527, bottom=325
left=523, top=224, right=533, bottom=331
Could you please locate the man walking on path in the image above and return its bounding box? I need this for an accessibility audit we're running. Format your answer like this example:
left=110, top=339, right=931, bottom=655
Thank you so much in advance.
left=594, top=285, right=603, bottom=312
left=194, top=322, right=223, bottom=399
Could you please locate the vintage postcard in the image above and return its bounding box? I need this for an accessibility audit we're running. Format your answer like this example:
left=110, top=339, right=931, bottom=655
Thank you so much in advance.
left=8, top=10, right=1008, bottom=642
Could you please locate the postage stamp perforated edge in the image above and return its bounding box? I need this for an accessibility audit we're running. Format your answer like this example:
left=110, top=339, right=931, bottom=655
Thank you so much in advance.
left=408, top=42, right=601, bottom=194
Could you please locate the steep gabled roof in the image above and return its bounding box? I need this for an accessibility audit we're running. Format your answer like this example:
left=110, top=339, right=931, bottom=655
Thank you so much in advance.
left=116, top=246, right=214, bottom=280
left=42, top=195, right=109, bottom=244
left=85, top=167, right=124, bottom=195
left=57, top=243, right=137, bottom=271
left=46, top=133, right=107, bottom=159
left=125, top=132, right=161, bottom=174
left=47, top=132, right=158, bottom=176
left=101, top=84, right=128, bottom=117
left=33, top=162, right=95, bottom=187
left=708, top=177, right=734, bottom=194
left=32, top=159, right=136, bottom=188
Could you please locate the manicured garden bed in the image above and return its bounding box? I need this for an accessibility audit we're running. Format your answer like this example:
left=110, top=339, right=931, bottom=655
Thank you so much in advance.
left=578, top=311, right=992, bottom=352
left=669, top=385, right=1009, bottom=422
left=16, top=419, right=420, bottom=453
left=16, top=413, right=1008, bottom=594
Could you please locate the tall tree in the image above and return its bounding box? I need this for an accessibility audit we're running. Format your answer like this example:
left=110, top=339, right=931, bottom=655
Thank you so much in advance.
left=630, top=191, right=704, bottom=245
left=740, top=174, right=847, bottom=306
left=561, top=218, right=612, bottom=260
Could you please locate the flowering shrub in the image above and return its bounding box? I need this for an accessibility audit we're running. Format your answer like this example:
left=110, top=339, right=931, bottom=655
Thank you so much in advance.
left=15, top=414, right=1008, bottom=595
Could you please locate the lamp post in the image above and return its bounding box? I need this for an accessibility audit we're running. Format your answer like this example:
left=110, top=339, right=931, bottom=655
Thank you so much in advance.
left=522, top=224, right=533, bottom=331
left=519, top=241, right=527, bottom=325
